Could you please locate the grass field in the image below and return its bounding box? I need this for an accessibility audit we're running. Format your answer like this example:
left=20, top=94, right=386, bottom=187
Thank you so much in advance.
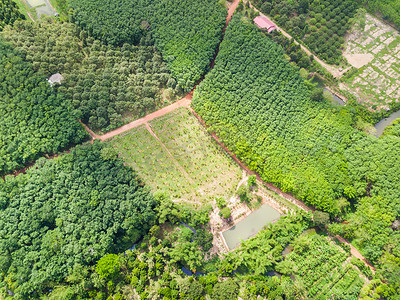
left=342, top=13, right=400, bottom=111
left=108, top=108, right=242, bottom=204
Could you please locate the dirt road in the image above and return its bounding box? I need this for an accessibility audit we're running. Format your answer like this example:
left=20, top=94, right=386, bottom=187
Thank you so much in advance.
left=86, top=94, right=192, bottom=141
left=336, top=235, right=376, bottom=274
left=77, top=0, right=374, bottom=273
left=227, top=0, right=241, bottom=24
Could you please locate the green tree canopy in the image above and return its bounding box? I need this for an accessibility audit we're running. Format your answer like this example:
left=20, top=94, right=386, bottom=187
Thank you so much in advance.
left=0, top=143, right=158, bottom=298
left=68, top=0, right=226, bottom=91
left=0, top=39, right=86, bottom=175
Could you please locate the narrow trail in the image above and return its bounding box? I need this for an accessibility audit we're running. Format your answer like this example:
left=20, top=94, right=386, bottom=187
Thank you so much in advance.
left=335, top=235, right=376, bottom=274
left=227, top=0, right=241, bottom=24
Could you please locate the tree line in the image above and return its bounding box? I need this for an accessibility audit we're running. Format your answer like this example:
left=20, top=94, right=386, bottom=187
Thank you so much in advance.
left=366, top=0, right=400, bottom=29
left=68, top=0, right=227, bottom=91
left=0, top=0, right=24, bottom=30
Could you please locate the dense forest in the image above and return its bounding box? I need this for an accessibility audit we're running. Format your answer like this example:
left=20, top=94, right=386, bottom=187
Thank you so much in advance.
left=2, top=18, right=178, bottom=131
left=193, top=14, right=400, bottom=298
left=251, top=0, right=360, bottom=64
left=0, top=0, right=24, bottom=30
left=37, top=210, right=373, bottom=299
left=0, top=143, right=158, bottom=298
left=31, top=208, right=312, bottom=299
left=193, top=15, right=361, bottom=214
left=68, top=0, right=226, bottom=91
left=0, top=39, right=86, bottom=175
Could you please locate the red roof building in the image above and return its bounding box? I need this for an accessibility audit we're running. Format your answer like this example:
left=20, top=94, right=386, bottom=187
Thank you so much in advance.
left=254, top=16, right=277, bottom=33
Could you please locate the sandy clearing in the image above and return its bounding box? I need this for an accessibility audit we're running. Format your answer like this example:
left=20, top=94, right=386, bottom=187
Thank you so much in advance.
left=346, top=53, right=374, bottom=68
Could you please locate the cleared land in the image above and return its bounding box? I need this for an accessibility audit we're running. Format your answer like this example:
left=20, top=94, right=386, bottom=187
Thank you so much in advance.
left=342, top=14, right=400, bottom=110
left=108, top=108, right=242, bottom=204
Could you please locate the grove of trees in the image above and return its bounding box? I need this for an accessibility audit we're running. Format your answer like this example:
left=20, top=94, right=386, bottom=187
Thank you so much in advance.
left=0, top=0, right=24, bottom=30
left=2, top=18, right=178, bottom=131
left=0, top=38, right=87, bottom=175
left=251, top=0, right=360, bottom=64
left=0, top=143, right=158, bottom=298
left=68, top=0, right=227, bottom=91
left=367, top=0, right=400, bottom=29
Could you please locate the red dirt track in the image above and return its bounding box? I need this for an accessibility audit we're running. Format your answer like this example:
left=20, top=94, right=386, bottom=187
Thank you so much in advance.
left=91, top=94, right=192, bottom=141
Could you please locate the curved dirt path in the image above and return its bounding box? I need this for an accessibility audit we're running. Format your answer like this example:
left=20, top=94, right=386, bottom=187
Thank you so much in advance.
left=227, top=0, right=241, bottom=24
left=335, top=235, right=376, bottom=274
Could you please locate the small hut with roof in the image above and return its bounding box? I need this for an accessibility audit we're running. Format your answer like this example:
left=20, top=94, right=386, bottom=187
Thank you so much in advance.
left=254, top=16, right=277, bottom=33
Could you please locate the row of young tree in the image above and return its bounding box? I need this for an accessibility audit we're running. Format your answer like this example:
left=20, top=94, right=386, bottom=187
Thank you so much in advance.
left=0, top=143, right=159, bottom=298
left=0, top=38, right=86, bottom=175
left=2, top=17, right=179, bottom=132
left=68, top=0, right=227, bottom=91
left=0, top=0, right=24, bottom=30
left=193, top=15, right=400, bottom=297
left=251, top=0, right=360, bottom=64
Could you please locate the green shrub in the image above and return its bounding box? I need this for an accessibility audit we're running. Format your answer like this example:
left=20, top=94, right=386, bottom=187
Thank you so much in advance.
left=212, top=279, right=239, bottom=300
left=313, top=211, right=330, bottom=228
left=220, top=207, right=231, bottom=219
left=237, top=185, right=250, bottom=203
left=248, top=175, right=257, bottom=187
left=216, top=197, right=227, bottom=209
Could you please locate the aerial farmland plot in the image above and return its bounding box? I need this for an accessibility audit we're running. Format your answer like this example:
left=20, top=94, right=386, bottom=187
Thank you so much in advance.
left=341, top=13, right=400, bottom=110
left=108, top=108, right=242, bottom=205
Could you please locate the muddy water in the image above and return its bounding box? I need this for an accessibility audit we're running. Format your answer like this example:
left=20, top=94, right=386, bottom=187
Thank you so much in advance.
left=374, top=110, right=400, bottom=137
left=324, top=88, right=345, bottom=106
left=222, top=204, right=281, bottom=250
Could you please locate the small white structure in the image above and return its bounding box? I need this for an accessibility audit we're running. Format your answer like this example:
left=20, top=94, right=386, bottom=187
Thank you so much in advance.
left=48, top=73, right=64, bottom=86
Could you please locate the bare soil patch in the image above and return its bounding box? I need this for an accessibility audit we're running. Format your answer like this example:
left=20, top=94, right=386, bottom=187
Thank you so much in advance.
left=345, top=53, right=374, bottom=68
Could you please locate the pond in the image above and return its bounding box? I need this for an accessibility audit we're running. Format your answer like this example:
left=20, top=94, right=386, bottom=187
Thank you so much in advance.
left=222, top=204, right=281, bottom=250
left=374, top=110, right=400, bottom=137
left=324, top=88, right=345, bottom=106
